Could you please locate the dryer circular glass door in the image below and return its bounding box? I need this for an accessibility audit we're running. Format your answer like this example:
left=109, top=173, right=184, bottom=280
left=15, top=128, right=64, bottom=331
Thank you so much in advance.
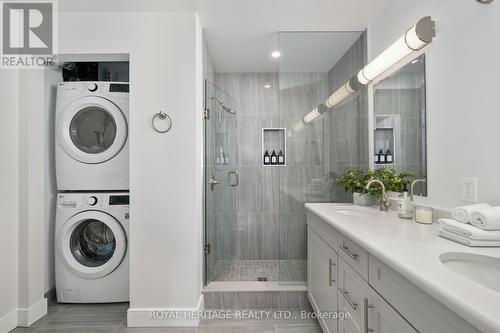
left=57, top=211, right=127, bottom=279
left=57, top=96, right=128, bottom=164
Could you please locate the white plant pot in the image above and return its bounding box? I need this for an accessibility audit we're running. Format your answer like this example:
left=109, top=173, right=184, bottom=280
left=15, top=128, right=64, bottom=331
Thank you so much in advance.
left=387, top=191, right=400, bottom=199
left=353, top=192, right=373, bottom=206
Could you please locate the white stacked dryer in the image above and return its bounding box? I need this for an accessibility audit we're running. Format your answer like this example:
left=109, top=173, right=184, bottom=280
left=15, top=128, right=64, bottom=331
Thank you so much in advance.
left=55, top=81, right=129, bottom=191
left=54, top=81, right=130, bottom=303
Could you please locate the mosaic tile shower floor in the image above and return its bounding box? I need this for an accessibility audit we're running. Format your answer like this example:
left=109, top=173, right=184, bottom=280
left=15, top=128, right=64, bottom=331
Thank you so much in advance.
left=213, top=260, right=306, bottom=282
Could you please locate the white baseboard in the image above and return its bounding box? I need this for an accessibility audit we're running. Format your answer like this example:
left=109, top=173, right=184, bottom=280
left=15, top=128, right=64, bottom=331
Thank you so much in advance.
left=127, top=295, right=204, bottom=327
left=17, top=298, right=48, bottom=327
left=0, top=309, right=18, bottom=333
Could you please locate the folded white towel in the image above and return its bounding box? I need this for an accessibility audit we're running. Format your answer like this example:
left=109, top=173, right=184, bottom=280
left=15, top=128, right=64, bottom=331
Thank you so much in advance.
left=438, top=230, right=500, bottom=247
left=451, top=203, right=491, bottom=223
left=471, top=206, right=500, bottom=230
left=439, top=219, right=500, bottom=240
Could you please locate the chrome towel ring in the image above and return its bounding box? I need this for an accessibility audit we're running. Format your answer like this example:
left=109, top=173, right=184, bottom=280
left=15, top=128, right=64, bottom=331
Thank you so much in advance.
left=152, top=111, right=172, bottom=133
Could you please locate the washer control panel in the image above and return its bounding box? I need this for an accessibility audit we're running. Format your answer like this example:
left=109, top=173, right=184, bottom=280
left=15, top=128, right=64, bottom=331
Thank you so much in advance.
left=57, top=193, right=129, bottom=209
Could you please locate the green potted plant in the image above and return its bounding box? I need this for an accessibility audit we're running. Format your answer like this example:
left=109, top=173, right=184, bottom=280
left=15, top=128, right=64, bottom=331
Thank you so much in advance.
left=336, top=169, right=373, bottom=206
left=373, top=167, right=414, bottom=198
left=336, top=167, right=415, bottom=206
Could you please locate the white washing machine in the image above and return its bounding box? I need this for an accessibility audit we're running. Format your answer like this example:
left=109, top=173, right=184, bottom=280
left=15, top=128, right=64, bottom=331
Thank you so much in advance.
left=55, top=81, right=129, bottom=191
left=55, top=192, right=129, bottom=303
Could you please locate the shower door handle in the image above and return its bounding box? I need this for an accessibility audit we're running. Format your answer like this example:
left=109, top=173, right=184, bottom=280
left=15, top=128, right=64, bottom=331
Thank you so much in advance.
left=227, top=170, right=239, bottom=187
left=208, top=175, right=220, bottom=191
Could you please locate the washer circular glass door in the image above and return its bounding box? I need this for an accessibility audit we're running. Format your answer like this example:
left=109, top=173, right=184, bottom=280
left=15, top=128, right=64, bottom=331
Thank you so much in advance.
left=57, top=96, right=128, bottom=164
left=57, top=211, right=127, bottom=279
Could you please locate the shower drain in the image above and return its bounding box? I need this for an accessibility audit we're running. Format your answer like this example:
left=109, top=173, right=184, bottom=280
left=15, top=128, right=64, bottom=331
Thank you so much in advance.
left=257, top=277, right=268, bottom=281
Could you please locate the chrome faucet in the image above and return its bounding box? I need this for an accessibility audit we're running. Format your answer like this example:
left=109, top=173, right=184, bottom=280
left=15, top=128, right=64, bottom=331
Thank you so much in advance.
left=410, top=179, right=426, bottom=196
left=366, top=179, right=390, bottom=211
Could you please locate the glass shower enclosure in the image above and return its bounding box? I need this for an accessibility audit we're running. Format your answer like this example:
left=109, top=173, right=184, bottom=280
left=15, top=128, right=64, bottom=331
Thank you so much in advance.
left=203, top=30, right=367, bottom=287
left=204, top=80, right=239, bottom=283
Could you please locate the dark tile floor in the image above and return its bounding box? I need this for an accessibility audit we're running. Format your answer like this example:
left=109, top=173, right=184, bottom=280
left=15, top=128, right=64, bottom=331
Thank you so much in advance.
left=12, top=303, right=321, bottom=333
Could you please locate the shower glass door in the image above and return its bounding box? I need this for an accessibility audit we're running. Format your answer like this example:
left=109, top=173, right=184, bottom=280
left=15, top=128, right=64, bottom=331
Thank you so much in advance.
left=204, top=80, right=238, bottom=284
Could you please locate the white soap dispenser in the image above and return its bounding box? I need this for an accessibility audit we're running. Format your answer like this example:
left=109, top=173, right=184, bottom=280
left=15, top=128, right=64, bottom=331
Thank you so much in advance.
left=398, top=185, right=413, bottom=219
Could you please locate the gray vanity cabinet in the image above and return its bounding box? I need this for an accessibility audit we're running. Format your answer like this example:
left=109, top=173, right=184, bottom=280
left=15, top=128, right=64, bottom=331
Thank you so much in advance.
left=308, top=228, right=338, bottom=333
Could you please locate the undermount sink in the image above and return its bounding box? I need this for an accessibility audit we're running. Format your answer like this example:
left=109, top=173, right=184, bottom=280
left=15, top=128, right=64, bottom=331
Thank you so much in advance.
left=439, top=252, right=500, bottom=293
left=334, top=207, right=386, bottom=218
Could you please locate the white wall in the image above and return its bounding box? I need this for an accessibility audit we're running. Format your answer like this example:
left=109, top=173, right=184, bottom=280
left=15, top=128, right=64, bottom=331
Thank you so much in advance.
left=43, top=70, right=62, bottom=294
left=0, top=69, right=50, bottom=333
left=369, top=0, right=500, bottom=209
left=58, top=11, right=204, bottom=326
left=0, top=71, right=20, bottom=333
left=17, top=70, right=48, bottom=327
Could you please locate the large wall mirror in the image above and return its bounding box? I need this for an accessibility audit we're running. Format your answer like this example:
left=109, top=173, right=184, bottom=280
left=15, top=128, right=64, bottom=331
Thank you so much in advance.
left=372, top=54, right=427, bottom=196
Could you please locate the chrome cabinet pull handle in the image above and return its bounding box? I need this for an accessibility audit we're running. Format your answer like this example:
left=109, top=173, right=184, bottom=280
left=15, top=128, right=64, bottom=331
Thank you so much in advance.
left=227, top=170, right=239, bottom=187
left=364, top=298, right=374, bottom=333
left=329, top=258, right=336, bottom=286
left=339, top=288, right=358, bottom=310
left=339, top=243, right=359, bottom=261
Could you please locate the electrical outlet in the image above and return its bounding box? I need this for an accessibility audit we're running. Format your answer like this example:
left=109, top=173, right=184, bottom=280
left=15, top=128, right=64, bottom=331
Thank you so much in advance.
left=462, top=178, right=478, bottom=202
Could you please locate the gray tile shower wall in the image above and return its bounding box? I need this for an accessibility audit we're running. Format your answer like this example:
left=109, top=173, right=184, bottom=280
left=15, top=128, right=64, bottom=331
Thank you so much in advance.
left=211, top=32, right=368, bottom=266
left=214, top=72, right=330, bottom=262
left=215, top=73, right=282, bottom=260
left=278, top=73, right=330, bottom=263
left=324, top=32, right=369, bottom=203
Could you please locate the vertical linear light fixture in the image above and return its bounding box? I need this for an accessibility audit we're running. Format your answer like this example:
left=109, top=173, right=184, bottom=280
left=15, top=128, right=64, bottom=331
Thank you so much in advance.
left=303, top=16, right=435, bottom=124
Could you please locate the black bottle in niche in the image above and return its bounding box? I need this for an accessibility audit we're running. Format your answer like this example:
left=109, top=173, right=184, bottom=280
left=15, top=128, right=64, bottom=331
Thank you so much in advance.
left=271, top=150, right=278, bottom=165
left=385, top=148, right=393, bottom=164
left=263, top=150, right=270, bottom=165
left=378, top=149, right=386, bottom=164
left=374, top=151, right=380, bottom=164
left=278, top=150, right=285, bottom=165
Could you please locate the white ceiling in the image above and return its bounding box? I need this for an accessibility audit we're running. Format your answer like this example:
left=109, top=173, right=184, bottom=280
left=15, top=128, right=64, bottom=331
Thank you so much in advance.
left=278, top=31, right=363, bottom=73
left=58, top=0, right=392, bottom=73
left=58, top=0, right=197, bottom=12
left=197, top=0, right=391, bottom=73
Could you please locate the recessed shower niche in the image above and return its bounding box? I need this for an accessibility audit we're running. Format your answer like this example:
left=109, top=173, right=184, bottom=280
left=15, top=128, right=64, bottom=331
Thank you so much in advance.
left=262, top=128, right=286, bottom=166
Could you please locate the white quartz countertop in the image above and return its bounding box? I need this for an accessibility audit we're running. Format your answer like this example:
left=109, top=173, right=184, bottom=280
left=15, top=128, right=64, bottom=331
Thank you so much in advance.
left=305, top=203, right=500, bottom=333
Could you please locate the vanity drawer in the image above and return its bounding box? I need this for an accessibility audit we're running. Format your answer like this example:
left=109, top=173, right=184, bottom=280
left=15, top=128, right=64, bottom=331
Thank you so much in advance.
left=368, top=255, right=481, bottom=333
left=307, top=212, right=338, bottom=252
left=338, top=258, right=369, bottom=333
left=337, top=233, right=368, bottom=280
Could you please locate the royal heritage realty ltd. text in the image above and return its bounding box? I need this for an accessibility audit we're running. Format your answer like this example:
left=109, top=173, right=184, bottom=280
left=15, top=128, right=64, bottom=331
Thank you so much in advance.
left=149, top=310, right=352, bottom=320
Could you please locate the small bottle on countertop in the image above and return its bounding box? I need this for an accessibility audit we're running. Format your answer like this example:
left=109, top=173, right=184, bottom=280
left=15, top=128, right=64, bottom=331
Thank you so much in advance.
left=271, top=150, right=277, bottom=165
left=263, top=150, right=270, bottom=165
left=278, top=150, right=285, bottom=165
left=398, top=185, right=413, bottom=219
